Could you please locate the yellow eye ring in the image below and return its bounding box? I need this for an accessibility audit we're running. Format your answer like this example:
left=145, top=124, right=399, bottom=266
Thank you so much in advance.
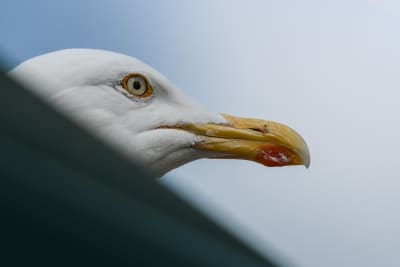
left=121, top=73, right=153, bottom=98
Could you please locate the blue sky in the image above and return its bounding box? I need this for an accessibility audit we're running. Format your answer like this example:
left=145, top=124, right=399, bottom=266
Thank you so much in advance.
left=2, top=1, right=400, bottom=266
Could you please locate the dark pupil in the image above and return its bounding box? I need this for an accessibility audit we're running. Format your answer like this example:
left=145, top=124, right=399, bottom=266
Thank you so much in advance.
left=133, top=80, right=142, bottom=90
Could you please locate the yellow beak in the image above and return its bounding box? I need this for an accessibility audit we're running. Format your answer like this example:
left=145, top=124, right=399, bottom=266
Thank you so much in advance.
left=181, top=114, right=310, bottom=168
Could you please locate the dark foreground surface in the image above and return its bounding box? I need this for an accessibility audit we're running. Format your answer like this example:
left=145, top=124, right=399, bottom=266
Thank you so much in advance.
left=0, top=70, right=282, bottom=266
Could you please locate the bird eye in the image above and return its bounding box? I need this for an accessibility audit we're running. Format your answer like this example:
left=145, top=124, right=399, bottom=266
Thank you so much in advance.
left=121, top=74, right=153, bottom=98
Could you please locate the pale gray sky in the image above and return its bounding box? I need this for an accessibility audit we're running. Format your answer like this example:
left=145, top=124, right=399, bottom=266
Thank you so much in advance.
left=2, top=1, right=400, bottom=266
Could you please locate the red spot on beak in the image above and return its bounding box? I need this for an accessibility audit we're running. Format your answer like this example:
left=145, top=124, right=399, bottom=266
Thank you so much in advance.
left=256, top=145, right=293, bottom=167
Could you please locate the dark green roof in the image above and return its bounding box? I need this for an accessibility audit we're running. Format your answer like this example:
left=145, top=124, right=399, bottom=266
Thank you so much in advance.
left=0, top=70, right=282, bottom=267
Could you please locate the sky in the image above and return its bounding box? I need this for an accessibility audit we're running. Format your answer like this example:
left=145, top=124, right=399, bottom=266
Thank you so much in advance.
left=2, top=1, right=400, bottom=266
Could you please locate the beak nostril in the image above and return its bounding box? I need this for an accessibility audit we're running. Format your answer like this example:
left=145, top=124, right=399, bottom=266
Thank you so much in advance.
left=249, top=128, right=266, bottom=134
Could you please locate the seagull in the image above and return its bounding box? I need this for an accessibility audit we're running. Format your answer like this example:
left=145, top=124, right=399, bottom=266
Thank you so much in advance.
left=9, top=49, right=310, bottom=177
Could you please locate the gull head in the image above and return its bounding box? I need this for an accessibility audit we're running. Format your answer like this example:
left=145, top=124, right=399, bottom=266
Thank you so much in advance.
left=10, top=49, right=310, bottom=177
